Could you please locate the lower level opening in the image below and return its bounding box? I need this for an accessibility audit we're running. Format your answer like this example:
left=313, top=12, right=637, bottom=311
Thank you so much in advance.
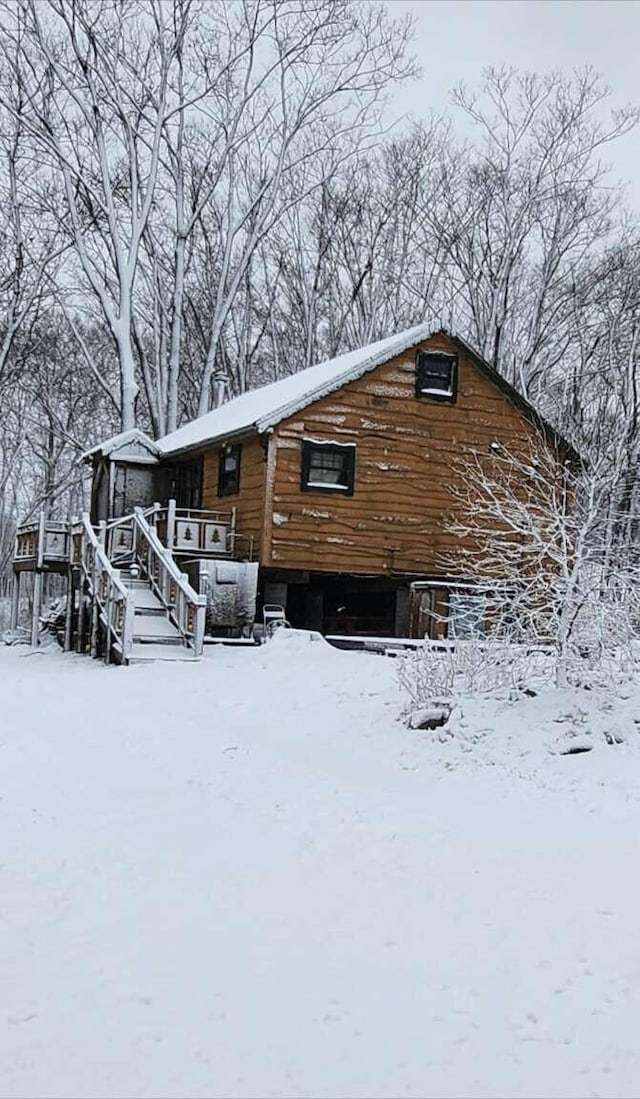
left=259, top=571, right=409, bottom=638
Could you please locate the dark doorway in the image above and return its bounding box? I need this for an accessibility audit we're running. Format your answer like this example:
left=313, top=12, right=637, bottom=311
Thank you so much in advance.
left=282, top=573, right=398, bottom=636
left=174, top=457, right=203, bottom=509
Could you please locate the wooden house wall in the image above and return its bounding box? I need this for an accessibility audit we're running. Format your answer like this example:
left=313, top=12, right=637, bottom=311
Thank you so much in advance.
left=201, top=433, right=266, bottom=561
left=262, top=333, right=543, bottom=576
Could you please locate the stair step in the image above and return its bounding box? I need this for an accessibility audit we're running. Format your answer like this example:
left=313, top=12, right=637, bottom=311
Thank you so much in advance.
left=132, top=617, right=181, bottom=641
left=131, top=589, right=165, bottom=611
left=128, top=642, right=199, bottom=664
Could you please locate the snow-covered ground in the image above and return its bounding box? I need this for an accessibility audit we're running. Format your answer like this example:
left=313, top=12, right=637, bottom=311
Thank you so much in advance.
left=3, top=632, right=640, bottom=1099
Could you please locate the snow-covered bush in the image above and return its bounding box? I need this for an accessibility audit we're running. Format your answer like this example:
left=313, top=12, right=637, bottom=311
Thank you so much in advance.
left=396, top=640, right=551, bottom=711
left=445, top=438, right=640, bottom=688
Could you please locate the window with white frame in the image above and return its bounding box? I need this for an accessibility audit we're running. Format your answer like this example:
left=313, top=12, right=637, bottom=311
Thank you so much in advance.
left=415, top=349, right=458, bottom=401
left=301, top=440, right=356, bottom=495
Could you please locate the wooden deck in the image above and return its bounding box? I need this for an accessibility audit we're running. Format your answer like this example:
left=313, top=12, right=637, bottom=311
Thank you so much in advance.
left=13, top=516, right=72, bottom=573
left=10, top=501, right=252, bottom=661
left=13, top=502, right=253, bottom=574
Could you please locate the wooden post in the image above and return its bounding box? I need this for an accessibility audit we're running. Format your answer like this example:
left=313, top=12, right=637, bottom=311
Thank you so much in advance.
left=36, top=509, right=45, bottom=570
left=229, top=506, right=237, bottom=556
left=90, top=552, right=99, bottom=658
left=194, top=597, right=206, bottom=657
left=64, top=567, right=74, bottom=652
left=108, top=460, right=115, bottom=521
left=77, top=519, right=87, bottom=653
left=77, top=577, right=86, bottom=654
left=10, top=570, right=20, bottom=630
left=97, top=521, right=107, bottom=657
left=104, top=583, right=112, bottom=665
left=122, top=591, right=135, bottom=662
left=31, top=570, right=42, bottom=648
left=166, top=498, right=176, bottom=554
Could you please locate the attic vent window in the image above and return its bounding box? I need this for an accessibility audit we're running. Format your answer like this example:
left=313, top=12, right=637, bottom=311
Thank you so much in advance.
left=416, top=350, right=457, bottom=402
left=301, top=439, right=355, bottom=496
left=217, top=444, right=241, bottom=497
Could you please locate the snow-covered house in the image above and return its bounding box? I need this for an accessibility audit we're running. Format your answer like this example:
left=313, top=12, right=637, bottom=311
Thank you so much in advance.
left=126, top=325, right=577, bottom=637
left=12, top=325, right=574, bottom=659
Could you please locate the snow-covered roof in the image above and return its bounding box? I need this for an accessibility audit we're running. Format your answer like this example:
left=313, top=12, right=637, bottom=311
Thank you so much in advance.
left=86, top=326, right=578, bottom=464
left=157, top=323, right=435, bottom=456
left=82, top=428, right=161, bottom=464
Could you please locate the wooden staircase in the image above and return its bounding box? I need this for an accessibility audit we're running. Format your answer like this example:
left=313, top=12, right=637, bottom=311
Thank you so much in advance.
left=11, top=505, right=208, bottom=664
left=121, top=570, right=200, bottom=663
left=86, top=509, right=207, bottom=664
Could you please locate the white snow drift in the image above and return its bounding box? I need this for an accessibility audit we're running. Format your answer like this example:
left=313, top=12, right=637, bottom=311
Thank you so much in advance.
left=3, top=632, right=640, bottom=1099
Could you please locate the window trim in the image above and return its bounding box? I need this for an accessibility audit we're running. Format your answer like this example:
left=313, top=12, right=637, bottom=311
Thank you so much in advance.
left=301, top=439, right=356, bottom=496
left=415, top=349, right=458, bottom=403
left=217, top=443, right=242, bottom=497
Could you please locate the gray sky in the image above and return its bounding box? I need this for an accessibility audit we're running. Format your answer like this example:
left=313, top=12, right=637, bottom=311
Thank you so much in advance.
left=390, top=0, right=640, bottom=203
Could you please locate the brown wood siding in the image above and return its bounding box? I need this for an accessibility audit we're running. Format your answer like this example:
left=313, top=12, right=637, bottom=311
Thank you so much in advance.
left=263, top=333, right=544, bottom=575
left=201, top=434, right=266, bottom=561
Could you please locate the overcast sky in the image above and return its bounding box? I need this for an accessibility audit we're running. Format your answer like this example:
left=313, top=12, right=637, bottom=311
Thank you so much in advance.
left=390, top=0, right=640, bottom=204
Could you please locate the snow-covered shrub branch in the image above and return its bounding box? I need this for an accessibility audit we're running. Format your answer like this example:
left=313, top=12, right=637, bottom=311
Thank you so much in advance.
left=444, top=436, right=640, bottom=686
left=396, top=640, right=551, bottom=710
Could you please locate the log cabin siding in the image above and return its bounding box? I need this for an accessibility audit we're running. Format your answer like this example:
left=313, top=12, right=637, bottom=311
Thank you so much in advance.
left=264, top=334, right=542, bottom=575
left=202, top=433, right=266, bottom=560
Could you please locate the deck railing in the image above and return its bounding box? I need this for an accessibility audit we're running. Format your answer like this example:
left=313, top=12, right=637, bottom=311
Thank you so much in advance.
left=104, top=507, right=206, bottom=655
left=14, top=514, right=70, bottom=568
left=15, top=500, right=254, bottom=571
left=12, top=501, right=233, bottom=660
left=75, top=514, right=135, bottom=663
left=134, top=508, right=206, bottom=654
left=155, top=502, right=257, bottom=559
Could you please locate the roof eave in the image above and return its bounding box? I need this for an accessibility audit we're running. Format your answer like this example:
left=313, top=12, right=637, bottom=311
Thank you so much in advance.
left=157, top=321, right=435, bottom=454
left=255, top=325, right=436, bottom=433
left=158, top=422, right=263, bottom=458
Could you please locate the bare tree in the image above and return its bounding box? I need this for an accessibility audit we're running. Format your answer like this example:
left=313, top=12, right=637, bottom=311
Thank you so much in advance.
left=431, top=68, right=638, bottom=390
left=0, top=47, right=62, bottom=390
left=445, top=437, right=640, bottom=686
left=184, top=0, right=414, bottom=414
left=0, top=0, right=194, bottom=430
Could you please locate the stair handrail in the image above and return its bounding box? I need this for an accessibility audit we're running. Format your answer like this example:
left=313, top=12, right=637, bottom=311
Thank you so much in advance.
left=132, top=507, right=206, bottom=655
left=101, top=503, right=160, bottom=534
left=78, top=514, right=135, bottom=662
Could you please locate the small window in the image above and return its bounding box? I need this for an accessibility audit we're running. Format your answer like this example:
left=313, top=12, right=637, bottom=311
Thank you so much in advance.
left=416, top=350, right=457, bottom=401
left=218, top=444, right=241, bottom=496
left=301, top=440, right=355, bottom=495
left=448, top=591, right=485, bottom=640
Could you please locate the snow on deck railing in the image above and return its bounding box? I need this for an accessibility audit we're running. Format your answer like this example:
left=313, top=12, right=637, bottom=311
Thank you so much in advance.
left=15, top=514, right=71, bottom=566
left=102, top=501, right=253, bottom=562
left=156, top=501, right=248, bottom=559
left=77, top=514, right=135, bottom=663
left=132, top=508, right=206, bottom=655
